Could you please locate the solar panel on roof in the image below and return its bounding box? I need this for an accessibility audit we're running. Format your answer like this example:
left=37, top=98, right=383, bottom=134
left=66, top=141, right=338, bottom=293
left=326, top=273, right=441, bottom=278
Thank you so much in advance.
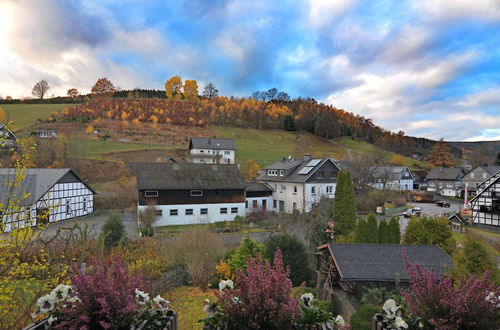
left=306, top=159, right=321, bottom=167
left=298, top=166, right=314, bottom=175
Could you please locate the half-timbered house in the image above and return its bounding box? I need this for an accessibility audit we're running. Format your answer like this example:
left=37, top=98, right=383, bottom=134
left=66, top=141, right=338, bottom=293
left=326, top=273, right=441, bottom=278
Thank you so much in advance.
left=469, top=170, right=500, bottom=228
left=0, top=168, right=95, bottom=232
left=130, top=162, right=246, bottom=226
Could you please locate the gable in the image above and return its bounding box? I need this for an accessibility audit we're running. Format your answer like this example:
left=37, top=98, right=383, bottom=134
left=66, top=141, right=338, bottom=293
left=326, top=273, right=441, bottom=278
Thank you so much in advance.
left=306, top=159, right=340, bottom=182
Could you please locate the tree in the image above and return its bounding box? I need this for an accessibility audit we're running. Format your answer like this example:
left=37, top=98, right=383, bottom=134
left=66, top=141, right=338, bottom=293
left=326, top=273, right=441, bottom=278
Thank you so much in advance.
left=265, top=88, right=278, bottom=101
left=494, top=151, right=500, bottom=166
left=354, top=218, right=367, bottom=243
left=100, top=213, right=127, bottom=250
left=365, top=214, right=378, bottom=243
left=427, top=139, right=454, bottom=167
left=241, top=159, right=261, bottom=182
left=276, top=91, right=291, bottom=102
left=183, top=79, right=199, bottom=100
left=264, top=233, right=313, bottom=286
left=344, top=154, right=379, bottom=188
left=283, top=115, right=296, bottom=131
left=165, top=76, right=182, bottom=99
left=202, top=83, right=218, bottom=99
left=468, top=145, right=493, bottom=167
left=227, top=236, right=266, bottom=275
left=378, top=219, right=390, bottom=244
left=32, top=80, right=50, bottom=99
left=388, top=217, right=400, bottom=244
left=332, top=171, right=357, bottom=236
left=91, top=78, right=115, bottom=95
left=138, top=204, right=158, bottom=237
left=402, top=216, right=455, bottom=255
left=453, top=233, right=499, bottom=283
left=67, top=88, right=80, bottom=98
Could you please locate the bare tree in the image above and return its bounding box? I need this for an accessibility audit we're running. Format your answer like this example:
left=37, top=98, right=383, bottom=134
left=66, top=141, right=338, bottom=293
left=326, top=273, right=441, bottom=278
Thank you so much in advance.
left=31, top=80, right=50, bottom=99
left=468, top=145, right=494, bottom=167
left=343, top=153, right=380, bottom=188
left=138, top=204, right=158, bottom=236
left=202, top=83, right=218, bottom=99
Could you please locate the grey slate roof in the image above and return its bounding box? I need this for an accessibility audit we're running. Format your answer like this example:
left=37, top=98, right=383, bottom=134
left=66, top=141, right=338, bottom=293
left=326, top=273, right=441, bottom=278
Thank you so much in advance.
left=246, top=182, right=273, bottom=192
left=129, top=163, right=246, bottom=190
left=189, top=137, right=236, bottom=150
left=258, top=158, right=340, bottom=183
left=426, top=167, right=463, bottom=181
left=0, top=168, right=95, bottom=206
left=485, top=166, right=500, bottom=175
left=322, top=243, right=452, bottom=282
left=371, top=166, right=413, bottom=181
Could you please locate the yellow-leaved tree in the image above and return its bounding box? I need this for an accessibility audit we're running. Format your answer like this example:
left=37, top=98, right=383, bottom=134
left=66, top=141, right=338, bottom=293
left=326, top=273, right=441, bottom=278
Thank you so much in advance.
left=242, top=159, right=261, bottom=182
left=183, top=79, right=199, bottom=100
left=165, top=76, right=183, bottom=99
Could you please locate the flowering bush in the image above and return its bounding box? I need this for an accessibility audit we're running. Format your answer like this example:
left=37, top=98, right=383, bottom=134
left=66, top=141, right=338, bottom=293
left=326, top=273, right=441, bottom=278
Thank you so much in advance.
left=401, top=252, right=500, bottom=329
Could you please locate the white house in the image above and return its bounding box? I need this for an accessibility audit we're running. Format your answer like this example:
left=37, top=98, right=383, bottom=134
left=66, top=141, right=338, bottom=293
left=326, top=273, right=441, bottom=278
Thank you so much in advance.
left=257, top=155, right=341, bottom=213
left=370, top=166, right=415, bottom=191
left=130, top=162, right=246, bottom=226
left=470, top=170, right=500, bottom=228
left=0, top=168, right=95, bottom=232
left=188, top=137, right=236, bottom=164
left=245, top=182, right=273, bottom=214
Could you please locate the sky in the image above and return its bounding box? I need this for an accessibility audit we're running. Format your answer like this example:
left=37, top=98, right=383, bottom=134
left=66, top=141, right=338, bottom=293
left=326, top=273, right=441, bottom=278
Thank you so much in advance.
left=1, top=0, right=499, bottom=142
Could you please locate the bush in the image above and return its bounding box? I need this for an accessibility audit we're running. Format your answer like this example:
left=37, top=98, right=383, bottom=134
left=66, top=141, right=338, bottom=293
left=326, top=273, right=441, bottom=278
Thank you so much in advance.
left=350, top=304, right=380, bottom=330
left=100, top=213, right=127, bottom=250
left=227, top=236, right=266, bottom=275
left=264, top=233, right=313, bottom=286
left=403, top=216, right=455, bottom=255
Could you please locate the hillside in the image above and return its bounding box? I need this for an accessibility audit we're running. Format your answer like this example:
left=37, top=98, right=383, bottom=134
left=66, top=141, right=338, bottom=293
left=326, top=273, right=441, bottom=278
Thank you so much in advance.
left=0, top=103, right=73, bottom=130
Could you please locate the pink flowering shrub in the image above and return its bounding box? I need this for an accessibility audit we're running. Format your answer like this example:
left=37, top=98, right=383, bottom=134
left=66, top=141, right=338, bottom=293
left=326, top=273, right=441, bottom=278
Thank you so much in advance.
left=401, top=251, right=500, bottom=330
left=54, top=256, right=144, bottom=329
left=217, top=249, right=302, bottom=329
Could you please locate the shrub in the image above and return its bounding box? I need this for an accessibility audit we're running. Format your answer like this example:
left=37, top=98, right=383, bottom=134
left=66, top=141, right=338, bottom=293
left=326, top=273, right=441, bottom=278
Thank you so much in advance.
left=388, top=217, right=400, bottom=244
left=403, top=216, right=455, bottom=255
left=350, top=304, right=380, bottom=330
left=354, top=218, right=366, bottom=243
left=227, top=236, right=266, bottom=275
left=333, top=171, right=357, bottom=236
left=264, top=233, right=313, bottom=286
left=100, top=213, right=127, bottom=250
left=364, top=214, right=378, bottom=243
left=378, top=219, right=389, bottom=244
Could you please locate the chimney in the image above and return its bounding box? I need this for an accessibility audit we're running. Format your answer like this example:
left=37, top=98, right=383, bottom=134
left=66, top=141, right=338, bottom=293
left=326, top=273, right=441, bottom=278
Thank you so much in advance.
left=304, top=154, right=312, bottom=161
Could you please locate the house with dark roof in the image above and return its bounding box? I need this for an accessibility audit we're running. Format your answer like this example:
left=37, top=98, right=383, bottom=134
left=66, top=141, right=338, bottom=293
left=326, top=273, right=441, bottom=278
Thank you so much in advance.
left=0, top=168, right=95, bottom=232
left=245, top=182, right=273, bottom=214
left=257, top=155, right=341, bottom=213
left=129, top=163, right=246, bottom=226
left=315, top=243, right=452, bottom=299
left=370, top=166, right=415, bottom=191
left=462, top=165, right=500, bottom=193
left=426, top=167, right=464, bottom=197
left=188, top=137, right=236, bottom=164
left=469, top=170, right=500, bottom=228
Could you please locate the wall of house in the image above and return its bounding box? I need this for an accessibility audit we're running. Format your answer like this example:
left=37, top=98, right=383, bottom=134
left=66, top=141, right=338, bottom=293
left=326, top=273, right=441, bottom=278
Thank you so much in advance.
left=140, top=202, right=245, bottom=226
left=139, top=189, right=245, bottom=205
left=267, top=181, right=305, bottom=213
left=472, top=182, right=500, bottom=227
left=427, top=180, right=461, bottom=196
left=304, top=183, right=336, bottom=212
left=189, top=148, right=235, bottom=164
left=463, top=168, right=492, bottom=190
left=245, top=196, right=273, bottom=214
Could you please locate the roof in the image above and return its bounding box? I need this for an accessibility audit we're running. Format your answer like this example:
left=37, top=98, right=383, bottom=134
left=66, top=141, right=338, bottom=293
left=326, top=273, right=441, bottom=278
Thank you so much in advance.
left=469, top=170, right=500, bottom=203
left=189, top=137, right=236, bottom=150
left=258, top=158, right=341, bottom=183
left=371, top=166, right=414, bottom=181
left=426, top=167, right=463, bottom=181
left=246, top=182, right=273, bottom=192
left=129, top=163, right=246, bottom=190
left=319, top=243, right=452, bottom=282
left=0, top=168, right=95, bottom=206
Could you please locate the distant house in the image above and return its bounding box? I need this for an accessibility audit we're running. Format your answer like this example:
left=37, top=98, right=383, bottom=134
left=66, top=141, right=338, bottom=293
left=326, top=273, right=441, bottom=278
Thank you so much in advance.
left=426, top=167, right=464, bottom=197
left=0, top=124, right=18, bottom=148
left=257, top=155, right=341, bottom=213
left=462, top=165, right=500, bottom=192
left=245, top=182, right=273, bottom=214
left=188, top=137, right=236, bottom=164
left=0, top=168, right=95, bottom=232
left=33, top=129, right=58, bottom=139
left=130, top=163, right=246, bottom=226
left=315, top=243, right=452, bottom=299
left=469, top=170, right=500, bottom=228
left=370, top=166, right=415, bottom=191
left=448, top=213, right=466, bottom=232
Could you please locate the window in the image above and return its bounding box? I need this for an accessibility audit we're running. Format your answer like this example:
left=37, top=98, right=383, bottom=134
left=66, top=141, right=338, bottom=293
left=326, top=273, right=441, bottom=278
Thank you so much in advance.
left=145, top=190, right=158, bottom=197
left=190, top=190, right=203, bottom=197
left=273, top=199, right=277, bottom=208
left=245, top=201, right=248, bottom=208
left=446, top=182, right=453, bottom=188
left=279, top=170, right=284, bottom=176
left=169, top=209, right=178, bottom=216
left=201, top=208, right=208, bottom=215
left=66, top=200, right=71, bottom=214
left=293, top=186, right=297, bottom=193
left=200, top=150, right=204, bottom=153
left=225, top=151, right=230, bottom=155
left=262, top=200, right=267, bottom=210
left=279, top=201, right=285, bottom=212
left=231, top=207, right=238, bottom=214
left=220, top=208, right=228, bottom=214
left=471, top=172, right=475, bottom=179
left=483, top=172, right=487, bottom=179
left=326, top=186, right=333, bottom=193
left=155, top=209, right=163, bottom=216
left=311, top=186, right=316, bottom=194
left=83, top=198, right=87, bottom=211
left=293, top=202, right=297, bottom=210
left=185, top=209, right=193, bottom=215
left=253, top=200, right=258, bottom=208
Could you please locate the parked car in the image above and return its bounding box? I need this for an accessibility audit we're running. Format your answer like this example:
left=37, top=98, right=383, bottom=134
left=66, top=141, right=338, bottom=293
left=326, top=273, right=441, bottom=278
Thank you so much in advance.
left=435, top=200, right=451, bottom=208
left=403, top=207, right=422, bottom=218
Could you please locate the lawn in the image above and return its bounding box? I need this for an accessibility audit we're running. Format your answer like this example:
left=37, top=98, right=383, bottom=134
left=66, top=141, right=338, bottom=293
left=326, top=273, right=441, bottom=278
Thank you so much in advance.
left=163, top=286, right=216, bottom=330
left=0, top=104, right=73, bottom=130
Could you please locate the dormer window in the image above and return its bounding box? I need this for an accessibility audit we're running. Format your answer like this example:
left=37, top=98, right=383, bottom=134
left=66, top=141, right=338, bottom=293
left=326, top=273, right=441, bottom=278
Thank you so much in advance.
left=268, top=170, right=279, bottom=176
left=279, top=170, right=284, bottom=176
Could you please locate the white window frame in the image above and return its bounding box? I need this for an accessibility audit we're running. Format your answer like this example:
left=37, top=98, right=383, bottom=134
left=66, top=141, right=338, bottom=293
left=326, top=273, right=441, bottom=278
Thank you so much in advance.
left=231, top=207, right=238, bottom=214
left=185, top=209, right=194, bottom=215
left=145, top=190, right=158, bottom=197
left=190, top=190, right=203, bottom=197
left=200, top=208, right=208, bottom=215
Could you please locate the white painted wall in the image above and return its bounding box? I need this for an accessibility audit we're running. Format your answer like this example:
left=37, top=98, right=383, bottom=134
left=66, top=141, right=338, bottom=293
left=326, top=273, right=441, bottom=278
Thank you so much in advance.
left=189, top=148, right=235, bottom=164
left=245, top=196, right=273, bottom=214
left=304, top=183, right=336, bottom=212
left=140, top=202, right=245, bottom=226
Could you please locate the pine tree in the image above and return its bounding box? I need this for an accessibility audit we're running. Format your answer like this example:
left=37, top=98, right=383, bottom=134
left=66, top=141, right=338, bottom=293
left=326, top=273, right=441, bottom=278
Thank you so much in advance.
left=333, top=171, right=357, bottom=236
left=354, top=218, right=367, bottom=243
left=364, top=214, right=378, bottom=243
left=378, top=219, right=389, bottom=243
left=427, top=139, right=454, bottom=167
left=388, top=217, right=401, bottom=244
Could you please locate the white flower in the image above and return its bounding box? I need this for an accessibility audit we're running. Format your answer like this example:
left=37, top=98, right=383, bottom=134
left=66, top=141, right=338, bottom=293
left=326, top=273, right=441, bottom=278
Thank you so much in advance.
left=334, top=315, right=345, bottom=326
left=395, top=316, right=408, bottom=329
left=135, top=288, right=150, bottom=305
left=382, top=299, right=399, bottom=319
left=36, top=294, right=56, bottom=314
left=218, top=279, right=234, bottom=292
left=300, top=293, right=314, bottom=307
left=51, top=284, right=73, bottom=301
left=203, top=299, right=217, bottom=317
left=66, top=296, right=81, bottom=304
left=231, top=296, right=240, bottom=304
left=47, top=315, right=58, bottom=326
left=153, top=295, right=170, bottom=310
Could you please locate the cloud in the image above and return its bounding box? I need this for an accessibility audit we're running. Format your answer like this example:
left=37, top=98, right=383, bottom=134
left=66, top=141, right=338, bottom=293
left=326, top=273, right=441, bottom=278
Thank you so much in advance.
left=308, top=0, right=358, bottom=28
left=418, top=0, right=500, bottom=22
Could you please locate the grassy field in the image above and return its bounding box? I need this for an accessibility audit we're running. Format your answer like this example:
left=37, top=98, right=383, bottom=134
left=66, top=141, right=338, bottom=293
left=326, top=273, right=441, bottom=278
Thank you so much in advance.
left=0, top=104, right=73, bottom=130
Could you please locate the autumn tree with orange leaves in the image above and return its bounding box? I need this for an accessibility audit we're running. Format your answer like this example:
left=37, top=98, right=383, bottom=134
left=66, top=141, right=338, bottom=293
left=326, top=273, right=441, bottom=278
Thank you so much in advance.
left=165, top=76, right=182, bottom=99
left=427, top=139, right=454, bottom=167
left=183, top=80, right=199, bottom=100
left=91, top=78, right=116, bottom=96
left=67, top=88, right=80, bottom=98
left=242, top=159, right=261, bottom=182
